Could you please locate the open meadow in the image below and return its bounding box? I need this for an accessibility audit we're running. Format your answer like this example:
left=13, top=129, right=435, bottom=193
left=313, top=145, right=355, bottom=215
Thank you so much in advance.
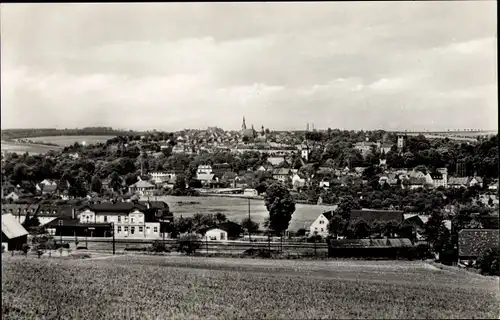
left=145, top=195, right=336, bottom=231
left=28, top=135, right=115, bottom=146
left=2, top=255, right=499, bottom=319
left=0, top=141, right=62, bottom=155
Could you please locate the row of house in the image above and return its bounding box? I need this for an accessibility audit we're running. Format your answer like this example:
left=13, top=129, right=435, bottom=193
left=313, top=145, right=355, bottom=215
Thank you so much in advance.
left=308, top=208, right=499, bottom=261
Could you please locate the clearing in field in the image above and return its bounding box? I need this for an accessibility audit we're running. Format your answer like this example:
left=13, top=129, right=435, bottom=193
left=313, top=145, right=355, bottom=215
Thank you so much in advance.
left=28, top=135, right=115, bottom=146
left=147, top=195, right=336, bottom=231
left=2, top=255, right=499, bottom=319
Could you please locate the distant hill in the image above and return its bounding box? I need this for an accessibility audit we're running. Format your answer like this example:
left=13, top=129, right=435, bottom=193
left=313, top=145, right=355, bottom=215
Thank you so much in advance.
left=1, top=127, right=145, bottom=140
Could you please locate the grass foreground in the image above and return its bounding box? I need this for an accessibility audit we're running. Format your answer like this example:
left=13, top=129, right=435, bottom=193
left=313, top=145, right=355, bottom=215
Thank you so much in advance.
left=2, top=254, right=499, bottom=319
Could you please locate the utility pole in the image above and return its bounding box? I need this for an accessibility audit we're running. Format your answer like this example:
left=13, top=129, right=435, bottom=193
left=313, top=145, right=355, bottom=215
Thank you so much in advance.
left=248, top=198, right=251, bottom=242
left=112, top=222, right=115, bottom=255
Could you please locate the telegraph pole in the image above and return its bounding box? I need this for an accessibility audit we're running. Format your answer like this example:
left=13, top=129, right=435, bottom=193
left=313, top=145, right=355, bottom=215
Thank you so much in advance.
left=248, top=198, right=252, bottom=242
left=112, top=222, right=115, bottom=255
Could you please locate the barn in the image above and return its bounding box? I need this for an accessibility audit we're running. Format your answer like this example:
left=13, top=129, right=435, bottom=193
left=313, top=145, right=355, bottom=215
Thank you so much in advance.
left=2, top=213, right=29, bottom=251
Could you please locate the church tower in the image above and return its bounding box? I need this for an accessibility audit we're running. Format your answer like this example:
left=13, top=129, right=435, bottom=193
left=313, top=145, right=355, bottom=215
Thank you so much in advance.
left=241, top=117, right=247, bottom=131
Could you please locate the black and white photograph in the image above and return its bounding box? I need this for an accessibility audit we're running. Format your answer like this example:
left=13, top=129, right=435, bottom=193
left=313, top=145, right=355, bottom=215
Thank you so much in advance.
left=1, top=2, right=499, bottom=319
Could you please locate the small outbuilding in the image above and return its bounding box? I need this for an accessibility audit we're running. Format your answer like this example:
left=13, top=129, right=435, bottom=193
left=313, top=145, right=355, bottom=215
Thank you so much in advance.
left=2, top=213, right=29, bottom=251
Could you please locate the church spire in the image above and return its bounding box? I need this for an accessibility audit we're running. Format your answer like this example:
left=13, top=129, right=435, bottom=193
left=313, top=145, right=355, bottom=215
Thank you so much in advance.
left=241, top=116, right=247, bottom=131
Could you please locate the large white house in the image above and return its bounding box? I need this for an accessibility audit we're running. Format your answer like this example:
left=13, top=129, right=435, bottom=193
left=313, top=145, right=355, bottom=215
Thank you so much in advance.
left=77, top=203, right=161, bottom=239
left=308, top=212, right=332, bottom=237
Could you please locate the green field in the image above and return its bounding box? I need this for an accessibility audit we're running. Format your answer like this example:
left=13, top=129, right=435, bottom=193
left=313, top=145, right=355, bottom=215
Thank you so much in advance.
left=145, top=195, right=336, bottom=231
left=2, top=255, right=499, bottom=319
left=29, top=135, right=115, bottom=146
left=0, top=141, right=62, bottom=155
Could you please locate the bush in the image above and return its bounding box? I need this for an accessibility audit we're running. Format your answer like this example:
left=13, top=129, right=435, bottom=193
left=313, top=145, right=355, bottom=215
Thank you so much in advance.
left=124, top=247, right=148, bottom=252
left=177, top=234, right=202, bottom=255
left=306, top=235, right=323, bottom=243
left=21, top=244, right=30, bottom=254
left=477, top=248, right=500, bottom=276
left=243, top=248, right=280, bottom=258
left=149, top=241, right=170, bottom=253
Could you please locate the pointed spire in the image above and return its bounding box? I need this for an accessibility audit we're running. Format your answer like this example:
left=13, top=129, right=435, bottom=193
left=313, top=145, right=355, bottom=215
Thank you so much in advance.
left=241, top=116, right=247, bottom=131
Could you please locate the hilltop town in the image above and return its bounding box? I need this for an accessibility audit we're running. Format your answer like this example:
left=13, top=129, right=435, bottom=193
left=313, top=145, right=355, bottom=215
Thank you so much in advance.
left=1, top=120, right=498, bottom=273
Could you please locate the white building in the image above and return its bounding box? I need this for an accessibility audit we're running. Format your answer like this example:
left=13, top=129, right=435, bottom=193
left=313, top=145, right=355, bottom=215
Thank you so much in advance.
left=77, top=203, right=161, bottom=239
left=308, top=212, right=332, bottom=237
left=150, top=172, right=177, bottom=184
left=128, top=180, right=155, bottom=196
left=197, top=165, right=213, bottom=175
left=203, top=228, right=228, bottom=241
left=243, top=188, right=258, bottom=197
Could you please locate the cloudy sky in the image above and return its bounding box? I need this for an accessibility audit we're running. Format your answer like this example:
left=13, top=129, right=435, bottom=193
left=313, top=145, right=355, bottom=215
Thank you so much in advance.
left=1, top=2, right=497, bottom=131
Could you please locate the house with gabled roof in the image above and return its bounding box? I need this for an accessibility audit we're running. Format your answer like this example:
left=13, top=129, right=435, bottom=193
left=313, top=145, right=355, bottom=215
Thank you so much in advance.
left=448, top=177, right=469, bottom=188
left=272, top=168, right=292, bottom=185
left=1, top=213, right=28, bottom=251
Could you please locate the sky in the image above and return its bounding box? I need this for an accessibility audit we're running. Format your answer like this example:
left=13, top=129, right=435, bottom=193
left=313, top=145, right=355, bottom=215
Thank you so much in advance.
left=1, top=2, right=497, bottom=132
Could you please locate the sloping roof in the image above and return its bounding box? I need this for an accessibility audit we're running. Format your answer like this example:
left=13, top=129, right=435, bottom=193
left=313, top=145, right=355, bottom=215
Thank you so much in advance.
left=197, top=173, right=215, bottom=181
left=408, top=177, right=426, bottom=185
left=222, top=172, right=237, bottom=180
left=273, top=168, right=291, bottom=175
left=268, top=157, right=285, bottom=166
left=1, top=204, right=40, bottom=215
left=130, top=180, right=155, bottom=188
left=350, top=210, right=404, bottom=224
left=37, top=205, right=73, bottom=217
left=1, top=213, right=28, bottom=239
left=458, top=229, right=499, bottom=258
left=449, top=177, right=468, bottom=185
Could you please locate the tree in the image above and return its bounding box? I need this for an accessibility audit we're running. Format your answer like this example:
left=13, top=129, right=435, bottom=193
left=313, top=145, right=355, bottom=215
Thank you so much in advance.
left=424, top=211, right=449, bottom=253
left=264, top=183, right=296, bottom=236
left=327, top=214, right=346, bottom=239
left=335, top=195, right=361, bottom=220
left=69, top=178, right=87, bottom=198
left=349, top=219, right=371, bottom=239
left=215, top=213, right=227, bottom=224
left=241, top=217, right=260, bottom=234
left=91, top=175, right=102, bottom=193
left=109, top=172, right=122, bottom=193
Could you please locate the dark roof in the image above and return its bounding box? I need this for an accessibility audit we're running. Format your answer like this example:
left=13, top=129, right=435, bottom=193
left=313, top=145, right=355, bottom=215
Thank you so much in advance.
left=45, top=217, right=112, bottom=228
left=322, top=211, right=334, bottom=221
left=329, top=238, right=413, bottom=248
left=458, top=229, right=499, bottom=258
left=217, top=221, right=242, bottom=232
left=350, top=210, right=404, bottom=225
left=138, top=201, right=169, bottom=211
left=1, top=204, right=40, bottom=215
left=36, top=204, right=74, bottom=217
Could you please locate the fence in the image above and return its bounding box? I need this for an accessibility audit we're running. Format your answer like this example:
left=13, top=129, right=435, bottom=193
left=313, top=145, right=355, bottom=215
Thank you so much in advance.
left=50, top=237, right=331, bottom=258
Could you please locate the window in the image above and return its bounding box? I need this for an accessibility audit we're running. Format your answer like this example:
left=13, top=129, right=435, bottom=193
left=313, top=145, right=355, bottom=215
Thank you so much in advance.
left=86, top=216, right=89, bottom=223
left=131, top=227, right=135, bottom=234
left=154, top=227, right=158, bottom=233
left=146, top=226, right=150, bottom=230
left=131, top=218, right=134, bottom=223
left=220, top=232, right=226, bottom=240
left=124, top=226, right=128, bottom=232
left=319, top=220, right=324, bottom=224
left=139, top=227, right=143, bottom=233
left=321, top=228, right=324, bottom=232
left=104, top=216, right=108, bottom=222
left=117, top=226, right=121, bottom=232
left=124, top=217, right=128, bottom=222
left=118, top=216, right=121, bottom=223
left=315, top=227, right=318, bottom=231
